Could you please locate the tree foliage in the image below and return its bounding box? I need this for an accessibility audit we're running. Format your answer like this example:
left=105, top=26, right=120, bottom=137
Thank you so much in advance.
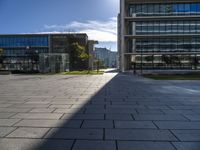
left=71, top=42, right=90, bottom=61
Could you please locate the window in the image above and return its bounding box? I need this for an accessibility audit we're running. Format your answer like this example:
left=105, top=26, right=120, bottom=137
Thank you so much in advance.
left=141, top=4, right=148, bottom=15
left=147, top=4, right=154, bottom=15
left=154, top=4, right=160, bottom=15
left=135, top=5, right=141, bottom=13
left=183, top=21, right=190, bottom=33
left=178, top=4, right=185, bottom=13
left=173, top=4, right=179, bottom=13
left=196, top=4, right=200, bottom=12
left=129, top=5, right=135, bottom=16
left=190, top=21, right=196, bottom=33
left=160, top=4, right=166, bottom=15
left=166, top=23, right=171, bottom=33
left=191, top=4, right=197, bottom=13
left=185, top=4, right=190, bottom=13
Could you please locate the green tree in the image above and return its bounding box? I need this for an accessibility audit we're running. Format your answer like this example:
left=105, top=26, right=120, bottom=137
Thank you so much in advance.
left=71, top=42, right=90, bottom=71
left=93, top=59, right=105, bottom=73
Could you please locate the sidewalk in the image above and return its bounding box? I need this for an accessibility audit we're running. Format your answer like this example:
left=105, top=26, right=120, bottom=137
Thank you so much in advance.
left=0, top=73, right=200, bottom=150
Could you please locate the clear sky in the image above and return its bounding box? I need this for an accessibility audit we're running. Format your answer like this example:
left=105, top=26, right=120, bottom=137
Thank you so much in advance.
left=0, top=0, right=119, bottom=51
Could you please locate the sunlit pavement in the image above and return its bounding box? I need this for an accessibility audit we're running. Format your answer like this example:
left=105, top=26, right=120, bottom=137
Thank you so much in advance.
left=0, top=73, right=200, bottom=150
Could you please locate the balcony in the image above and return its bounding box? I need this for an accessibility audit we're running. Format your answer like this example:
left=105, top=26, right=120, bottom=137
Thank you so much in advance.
left=125, top=15, right=200, bottom=21
left=124, top=34, right=200, bottom=39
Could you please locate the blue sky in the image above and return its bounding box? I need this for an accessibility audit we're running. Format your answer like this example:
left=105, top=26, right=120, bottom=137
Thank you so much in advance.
left=0, top=0, right=119, bottom=51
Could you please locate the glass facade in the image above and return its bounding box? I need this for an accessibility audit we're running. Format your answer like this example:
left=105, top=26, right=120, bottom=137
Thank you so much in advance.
left=132, top=20, right=200, bottom=35
left=51, top=35, right=69, bottom=53
left=127, top=38, right=199, bottom=53
left=0, top=36, right=48, bottom=47
left=129, top=3, right=200, bottom=16
left=39, top=53, right=69, bottom=73
left=125, top=2, right=200, bottom=70
left=132, top=54, right=200, bottom=70
left=0, top=35, right=49, bottom=72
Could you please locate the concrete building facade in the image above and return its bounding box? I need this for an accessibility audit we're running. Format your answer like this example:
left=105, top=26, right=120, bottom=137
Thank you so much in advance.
left=119, top=0, right=200, bottom=72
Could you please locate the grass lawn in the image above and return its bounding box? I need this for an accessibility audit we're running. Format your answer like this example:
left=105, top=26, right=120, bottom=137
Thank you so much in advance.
left=11, top=70, right=104, bottom=75
left=61, top=70, right=104, bottom=75
left=144, top=74, right=200, bottom=80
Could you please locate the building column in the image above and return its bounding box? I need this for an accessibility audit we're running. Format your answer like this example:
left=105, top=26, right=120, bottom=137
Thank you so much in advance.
left=120, top=0, right=125, bottom=72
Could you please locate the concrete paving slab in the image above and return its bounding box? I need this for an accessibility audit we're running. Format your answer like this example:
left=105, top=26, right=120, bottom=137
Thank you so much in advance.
left=0, top=127, right=17, bottom=137
left=172, top=130, right=200, bottom=141
left=0, top=113, right=16, bottom=119
left=0, top=138, right=73, bottom=150
left=72, top=140, right=116, bottom=150
left=155, top=121, right=200, bottom=129
left=115, top=121, right=157, bottom=129
left=0, top=108, right=32, bottom=113
left=29, top=108, right=55, bottom=113
left=61, top=114, right=104, bottom=120
left=184, top=115, right=200, bottom=121
left=105, top=114, right=133, bottom=120
left=118, top=141, right=176, bottom=150
left=134, top=114, right=188, bottom=121
left=14, top=119, right=82, bottom=128
left=173, top=142, right=200, bottom=150
left=105, top=129, right=178, bottom=141
left=54, top=108, right=85, bottom=113
left=11, top=113, right=63, bottom=119
left=0, top=119, right=20, bottom=126
left=6, top=127, right=50, bottom=138
left=45, top=128, right=103, bottom=140
left=49, top=104, right=72, bottom=109
left=136, top=109, right=164, bottom=114
left=82, top=120, right=113, bottom=128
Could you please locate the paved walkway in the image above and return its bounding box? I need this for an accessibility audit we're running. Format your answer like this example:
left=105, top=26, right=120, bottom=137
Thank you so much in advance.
left=0, top=73, right=200, bottom=150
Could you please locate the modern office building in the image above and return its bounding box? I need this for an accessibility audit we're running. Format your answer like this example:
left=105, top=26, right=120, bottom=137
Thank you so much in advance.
left=119, top=0, right=200, bottom=72
left=0, top=33, right=96, bottom=72
left=95, top=48, right=117, bottom=68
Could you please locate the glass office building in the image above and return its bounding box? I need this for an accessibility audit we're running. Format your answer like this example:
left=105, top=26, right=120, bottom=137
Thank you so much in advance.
left=0, top=33, right=89, bottom=72
left=119, top=0, right=200, bottom=71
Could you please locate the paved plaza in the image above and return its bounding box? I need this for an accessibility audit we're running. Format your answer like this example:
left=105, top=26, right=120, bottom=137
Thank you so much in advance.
left=0, top=73, right=200, bottom=150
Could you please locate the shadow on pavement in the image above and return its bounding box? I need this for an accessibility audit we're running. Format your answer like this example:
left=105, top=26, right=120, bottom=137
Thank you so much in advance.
left=35, top=73, right=123, bottom=150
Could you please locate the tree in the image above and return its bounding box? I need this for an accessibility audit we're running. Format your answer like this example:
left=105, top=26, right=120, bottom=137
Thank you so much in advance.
left=93, top=59, right=105, bottom=73
left=71, top=42, right=90, bottom=70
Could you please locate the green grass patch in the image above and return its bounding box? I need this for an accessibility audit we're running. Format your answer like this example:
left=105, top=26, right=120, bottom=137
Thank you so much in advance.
left=144, top=74, right=200, bottom=80
left=10, top=70, right=104, bottom=75
left=61, top=70, right=104, bottom=75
